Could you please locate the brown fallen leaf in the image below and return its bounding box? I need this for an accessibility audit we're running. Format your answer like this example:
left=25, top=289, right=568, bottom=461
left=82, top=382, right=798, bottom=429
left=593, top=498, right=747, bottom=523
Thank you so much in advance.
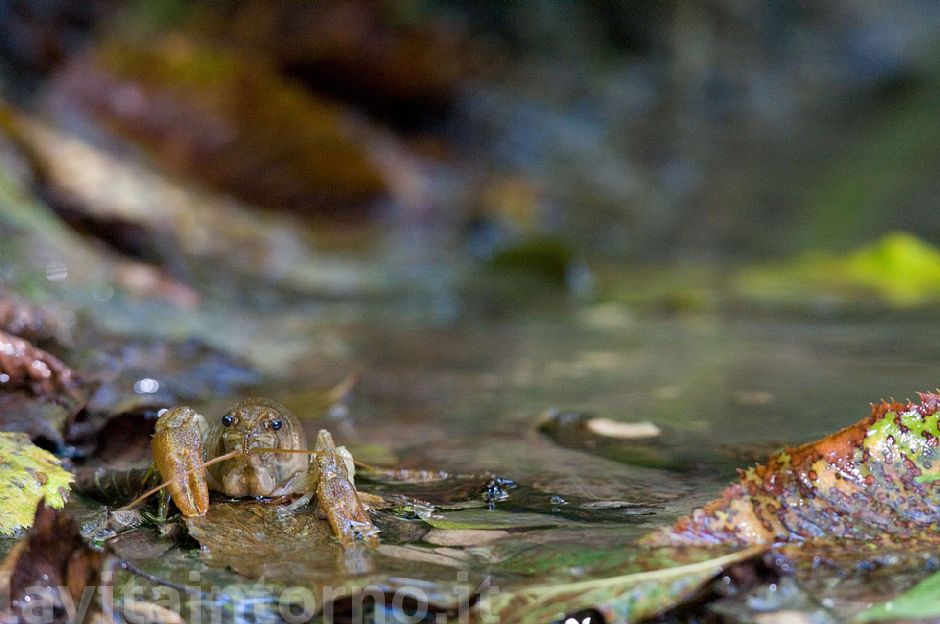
left=1, top=500, right=104, bottom=624
left=653, top=391, right=940, bottom=546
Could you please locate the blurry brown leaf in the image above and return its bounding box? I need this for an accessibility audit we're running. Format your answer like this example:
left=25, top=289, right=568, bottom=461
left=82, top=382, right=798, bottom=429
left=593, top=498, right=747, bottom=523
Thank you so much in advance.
left=0, top=295, right=61, bottom=343
left=90, top=407, right=162, bottom=467
left=1, top=500, right=104, bottom=624
left=0, top=329, right=82, bottom=405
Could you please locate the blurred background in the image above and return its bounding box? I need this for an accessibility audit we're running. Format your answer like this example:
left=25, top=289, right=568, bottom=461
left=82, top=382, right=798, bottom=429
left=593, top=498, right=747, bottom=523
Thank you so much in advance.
left=5, top=5, right=940, bottom=618
left=3, top=1, right=940, bottom=453
left=3, top=1, right=940, bottom=273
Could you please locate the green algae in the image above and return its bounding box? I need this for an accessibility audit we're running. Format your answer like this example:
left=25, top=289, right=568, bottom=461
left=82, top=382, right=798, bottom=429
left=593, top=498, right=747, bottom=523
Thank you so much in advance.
left=736, top=232, right=940, bottom=307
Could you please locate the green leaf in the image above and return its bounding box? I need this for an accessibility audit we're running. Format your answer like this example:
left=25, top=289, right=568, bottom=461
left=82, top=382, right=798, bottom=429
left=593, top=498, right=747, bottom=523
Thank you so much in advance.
left=483, top=546, right=764, bottom=624
left=0, top=432, right=73, bottom=534
left=855, top=570, right=940, bottom=623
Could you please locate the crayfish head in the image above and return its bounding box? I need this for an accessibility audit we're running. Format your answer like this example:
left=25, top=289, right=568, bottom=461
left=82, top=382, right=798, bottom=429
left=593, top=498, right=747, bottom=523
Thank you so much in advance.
left=210, top=398, right=309, bottom=497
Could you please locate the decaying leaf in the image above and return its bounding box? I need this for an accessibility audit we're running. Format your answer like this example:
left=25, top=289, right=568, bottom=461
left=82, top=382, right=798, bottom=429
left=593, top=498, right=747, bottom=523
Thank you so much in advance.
left=485, top=546, right=765, bottom=624
left=656, top=391, right=940, bottom=546
left=0, top=432, right=73, bottom=534
left=1, top=501, right=104, bottom=624
left=0, top=329, right=81, bottom=404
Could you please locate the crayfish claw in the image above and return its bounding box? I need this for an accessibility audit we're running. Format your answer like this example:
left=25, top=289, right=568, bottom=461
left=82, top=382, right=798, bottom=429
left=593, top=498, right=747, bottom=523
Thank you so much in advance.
left=152, top=406, right=210, bottom=517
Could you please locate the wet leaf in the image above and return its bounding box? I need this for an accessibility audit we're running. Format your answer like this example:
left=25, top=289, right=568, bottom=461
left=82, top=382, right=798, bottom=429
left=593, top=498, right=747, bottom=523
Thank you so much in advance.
left=657, top=391, right=940, bottom=545
left=485, top=546, right=765, bottom=624
left=1, top=501, right=103, bottom=624
left=424, top=509, right=583, bottom=530
left=422, top=529, right=510, bottom=547
left=0, top=432, right=73, bottom=534
left=854, top=569, right=940, bottom=622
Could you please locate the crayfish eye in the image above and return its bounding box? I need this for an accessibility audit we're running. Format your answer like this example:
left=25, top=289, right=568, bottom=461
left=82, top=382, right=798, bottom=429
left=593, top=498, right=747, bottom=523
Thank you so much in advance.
left=222, top=414, right=235, bottom=427
left=270, top=418, right=283, bottom=431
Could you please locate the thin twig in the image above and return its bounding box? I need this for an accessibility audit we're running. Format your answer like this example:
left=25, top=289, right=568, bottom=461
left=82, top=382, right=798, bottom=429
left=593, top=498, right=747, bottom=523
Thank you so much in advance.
left=117, top=559, right=208, bottom=598
left=325, top=370, right=360, bottom=403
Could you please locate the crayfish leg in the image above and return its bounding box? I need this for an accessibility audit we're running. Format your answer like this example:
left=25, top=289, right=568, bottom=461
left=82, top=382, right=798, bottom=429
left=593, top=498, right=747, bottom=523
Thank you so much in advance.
left=152, top=406, right=210, bottom=517
left=313, top=429, right=379, bottom=547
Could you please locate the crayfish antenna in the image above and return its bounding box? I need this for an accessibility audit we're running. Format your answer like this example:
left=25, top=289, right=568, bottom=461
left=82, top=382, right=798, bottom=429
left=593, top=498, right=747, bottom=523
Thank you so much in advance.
left=119, top=449, right=243, bottom=512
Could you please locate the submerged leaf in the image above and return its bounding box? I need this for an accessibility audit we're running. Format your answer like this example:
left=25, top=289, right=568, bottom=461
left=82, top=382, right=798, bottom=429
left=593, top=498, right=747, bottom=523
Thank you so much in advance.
left=425, top=509, right=583, bottom=530
left=485, top=546, right=764, bottom=624
left=656, top=391, right=940, bottom=545
left=0, top=432, right=73, bottom=534
left=1, top=501, right=103, bottom=624
left=854, top=569, right=940, bottom=622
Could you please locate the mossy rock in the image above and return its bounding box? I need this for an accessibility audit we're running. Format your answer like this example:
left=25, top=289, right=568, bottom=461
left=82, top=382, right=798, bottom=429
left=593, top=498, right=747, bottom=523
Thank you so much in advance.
left=736, top=232, right=940, bottom=308
left=55, top=36, right=386, bottom=214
